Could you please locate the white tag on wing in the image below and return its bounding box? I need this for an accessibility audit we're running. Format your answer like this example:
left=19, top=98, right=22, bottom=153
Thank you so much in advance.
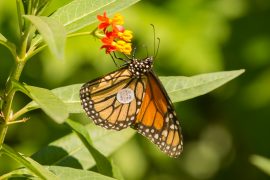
left=116, top=88, right=135, bottom=104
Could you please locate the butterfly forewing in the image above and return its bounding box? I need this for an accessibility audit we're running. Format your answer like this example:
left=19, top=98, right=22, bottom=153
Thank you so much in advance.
left=80, top=68, right=147, bottom=130
left=80, top=57, right=183, bottom=158
left=133, top=72, right=183, bottom=157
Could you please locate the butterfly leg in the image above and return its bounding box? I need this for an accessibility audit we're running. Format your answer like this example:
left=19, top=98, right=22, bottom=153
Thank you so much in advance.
left=112, top=52, right=129, bottom=62
left=109, top=53, right=120, bottom=68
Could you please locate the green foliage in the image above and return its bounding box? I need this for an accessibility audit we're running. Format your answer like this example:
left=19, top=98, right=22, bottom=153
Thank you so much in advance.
left=66, top=119, right=115, bottom=177
left=47, top=166, right=116, bottom=180
left=31, top=123, right=135, bottom=169
left=51, top=84, right=83, bottom=113
left=0, top=32, right=16, bottom=58
left=24, top=15, right=66, bottom=60
left=250, top=155, right=270, bottom=176
left=23, top=70, right=244, bottom=115
left=24, top=85, right=69, bottom=123
left=1, top=144, right=58, bottom=179
left=0, top=0, right=143, bottom=178
left=0, top=0, right=256, bottom=179
left=0, top=166, right=116, bottom=180
left=0, top=33, right=6, bottom=41
left=51, top=0, right=141, bottom=33
left=161, top=69, right=245, bottom=103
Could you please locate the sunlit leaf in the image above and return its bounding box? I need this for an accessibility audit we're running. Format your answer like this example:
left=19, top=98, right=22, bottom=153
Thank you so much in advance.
left=0, top=33, right=7, bottom=41
left=66, top=119, right=113, bottom=177
left=41, top=0, right=74, bottom=16
left=22, top=70, right=244, bottom=116
left=24, top=15, right=66, bottom=60
left=51, top=0, right=141, bottom=33
left=111, top=160, right=124, bottom=180
left=47, top=166, right=116, bottom=180
left=1, top=144, right=58, bottom=180
left=0, top=168, right=35, bottom=179
left=24, top=85, right=68, bottom=123
left=31, top=123, right=135, bottom=169
left=11, top=80, right=30, bottom=95
left=0, top=163, right=116, bottom=179
left=160, top=69, right=245, bottom=102
left=52, top=84, right=83, bottom=113
left=22, top=84, right=82, bottom=116
left=250, top=155, right=270, bottom=176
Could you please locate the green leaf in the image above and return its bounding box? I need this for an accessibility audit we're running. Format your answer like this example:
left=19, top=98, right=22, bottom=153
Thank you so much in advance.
left=24, top=85, right=68, bottom=123
left=51, top=0, right=141, bottom=33
left=23, top=70, right=244, bottom=114
left=31, top=123, right=135, bottom=169
left=0, top=33, right=7, bottom=42
left=11, top=80, right=30, bottom=95
left=1, top=144, right=58, bottom=180
left=250, top=155, right=270, bottom=176
left=0, top=163, right=116, bottom=180
left=111, top=160, right=124, bottom=180
left=15, top=84, right=82, bottom=121
left=52, top=84, right=83, bottom=113
left=159, top=69, right=245, bottom=102
left=23, top=84, right=82, bottom=114
left=0, top=33, right=16, bottom=58
left=47, top=166, right=116, bottom=180
left=41, top=0, right=74, bottom=16
left=24, top=15, right=66, bottom=60
left=66, top=119, right=114, bottom=177
left=0, top=168, right=35, bottom=179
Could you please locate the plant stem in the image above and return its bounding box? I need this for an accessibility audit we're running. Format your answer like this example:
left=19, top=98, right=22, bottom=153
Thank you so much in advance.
left=0, top=60, right=26, bottom=147
left=0, top=0, right=30, bottom=148
left=16, top=0, right=23, bottom=36
left=11, top=105, right=38, bottom=122
left=0, top=123, right=8, bottom=148
left=3, top=60, right=26, bottom=119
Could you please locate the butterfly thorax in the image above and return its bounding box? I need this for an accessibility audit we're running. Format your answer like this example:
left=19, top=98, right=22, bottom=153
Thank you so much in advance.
left=128, top=57, right=153, bottom=78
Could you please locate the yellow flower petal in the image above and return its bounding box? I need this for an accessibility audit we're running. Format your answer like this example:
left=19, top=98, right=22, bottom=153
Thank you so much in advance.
left=115, top=40, right=132, bottom=55
left=118, top=30, right=133, bottom=42
left=112, top=13, right=124, bottom=25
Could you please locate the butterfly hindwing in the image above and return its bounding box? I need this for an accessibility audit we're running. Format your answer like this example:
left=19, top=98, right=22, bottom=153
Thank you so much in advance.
left=80, top=68, right=147, bottom=130
left=80, top=57, right=183, bottom=157
left=133, top=72, right=183, bottom=157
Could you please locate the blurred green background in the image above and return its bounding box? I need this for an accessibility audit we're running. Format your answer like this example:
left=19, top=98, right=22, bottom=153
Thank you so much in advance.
left=1, top=0, right=270, bottom=179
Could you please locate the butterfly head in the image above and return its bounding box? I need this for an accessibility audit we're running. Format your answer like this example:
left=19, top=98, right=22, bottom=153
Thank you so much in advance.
left=128, top=57, right=153, bottom=77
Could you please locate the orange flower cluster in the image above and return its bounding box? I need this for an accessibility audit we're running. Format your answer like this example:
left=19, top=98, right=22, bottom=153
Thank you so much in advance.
left=97, top=12, right=133, bottom=55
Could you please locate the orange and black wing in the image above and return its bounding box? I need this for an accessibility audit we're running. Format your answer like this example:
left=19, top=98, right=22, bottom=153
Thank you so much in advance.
left=133, top=71, right=183, bottom=157
left=80, top=68, right=147, bottom=130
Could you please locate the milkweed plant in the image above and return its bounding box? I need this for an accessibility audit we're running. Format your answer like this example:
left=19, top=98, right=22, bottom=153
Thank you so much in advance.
left=0, top=0, right=244, bottom=179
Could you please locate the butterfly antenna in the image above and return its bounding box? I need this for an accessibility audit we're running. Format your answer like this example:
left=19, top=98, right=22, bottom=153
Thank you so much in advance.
left=150, top=24, right=156, bottom=57
left=132, top=46, right=137, bottom=59
left=142, top=44, right=149, bottom=58
left=155, top=37, right=160, bottom=59
left=150, top=24, right=160, bottom=59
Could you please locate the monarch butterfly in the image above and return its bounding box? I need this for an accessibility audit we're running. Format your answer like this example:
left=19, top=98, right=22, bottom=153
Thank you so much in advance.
left=80, top=44, right=183, bottom=158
